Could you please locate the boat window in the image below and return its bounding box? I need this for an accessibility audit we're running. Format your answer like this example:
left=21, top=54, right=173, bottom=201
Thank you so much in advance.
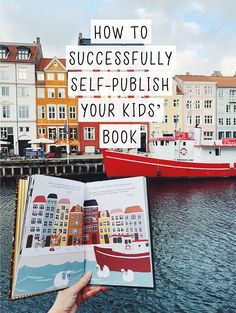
left=183, top=142, right=186, bottom=146
left=145, top=243, right=149, bottom=247
left=129, top=240, right=131, bottom=244
left=174, top=141, right=177, bottom=146
left=113, top=238, right=117, bottom=243
left=161, top=141, right=164, bottom=146
left=118, top=237, right=122, bottom=243
left=125, top=239, right=128, bottom=244
left=215, top=148, right=221, bottom=156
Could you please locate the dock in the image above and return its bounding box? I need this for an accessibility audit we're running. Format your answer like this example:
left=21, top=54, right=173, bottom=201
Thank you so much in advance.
left=0, top=154, right=105, bottom=178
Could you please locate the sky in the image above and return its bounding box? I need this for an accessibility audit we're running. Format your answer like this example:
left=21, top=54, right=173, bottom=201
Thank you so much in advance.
left=0, top=0, right=236, bottom=76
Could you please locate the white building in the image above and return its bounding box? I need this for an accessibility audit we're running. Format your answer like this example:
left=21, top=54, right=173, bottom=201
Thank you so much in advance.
left=214, top=75, right=236, bottom=139
left=0, top=39, right=42, bottom=155
left=124, top=206, right=147, bottom=240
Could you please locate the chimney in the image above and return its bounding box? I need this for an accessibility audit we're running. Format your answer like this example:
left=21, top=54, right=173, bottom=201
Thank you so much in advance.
left=186, top=72, right=190, bottom=75
left=212, top=70, right=222, bottom=76
left=36, top=37, right=41, bottom=45
left=78, top=33, right=83, bottom=45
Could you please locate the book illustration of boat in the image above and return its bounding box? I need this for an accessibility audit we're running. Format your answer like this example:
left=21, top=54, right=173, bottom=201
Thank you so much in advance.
left=94, top=235, right=151, bottom=273
left=103, top=128, right=236, bottom=179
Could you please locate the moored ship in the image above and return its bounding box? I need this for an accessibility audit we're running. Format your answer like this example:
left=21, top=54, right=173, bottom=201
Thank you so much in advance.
left=103, top=128, right=236, bottom=178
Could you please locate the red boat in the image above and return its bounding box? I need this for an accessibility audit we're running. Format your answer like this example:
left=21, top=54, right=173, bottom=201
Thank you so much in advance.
left=103, top=130, right=236, bottom=179
left=94, top=246, right=151, bottom=272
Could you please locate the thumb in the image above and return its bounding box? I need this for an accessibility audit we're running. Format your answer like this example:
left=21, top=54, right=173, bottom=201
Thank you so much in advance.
left=70, top=272, right=92, bottom=294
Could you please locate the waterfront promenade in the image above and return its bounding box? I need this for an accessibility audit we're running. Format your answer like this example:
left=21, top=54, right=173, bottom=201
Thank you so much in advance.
left=0, top=154, right=104, bottom=179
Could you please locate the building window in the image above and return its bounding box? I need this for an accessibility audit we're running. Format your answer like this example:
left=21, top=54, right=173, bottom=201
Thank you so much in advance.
left=1, top=86, right=9, bottom=96
left=48, top=105, right=56, bottom=119
left=69, top=106, right=76, bottom=119
left=38, top=106, right=45, bottom=119
left=229, top=90, right=236, bottom=101
left=18, top=105, right=29, bottom=118
left=195, top=85, right=201, bottom=95
left=203, top=131, right=213, bottom=139
left=37, top=73, right=44, bottom=81
left=204, top=100, right=212, bottom=109
left=186, top=100, right=192, bottom=109
left=204, top=85, right=213, bottom=95
left=58, top=105, right=66, bottom=119
left=234, top=118, right=236, bottom=126
left=48, top=128, right=57, bottom=139
left=70, top=128, right=77, bottom=140
left=204, top=115, right=212, bottom=124
left=173, top=99, right=179, bottom=107
left=195, top=115, right=200, bottom=125
left=163, top=115, right=168, bottom=123
left=0, top=127, right=7, bottom=139
left=19, top=87, right=29, bottom=97
left=38, top=128, right=46, bottom=135
left=173, top=115, right=179, bottom=124
left=218, top=89, right=223, bottom=98
left=187, top=115, right=192, bottom=124
left=57, top=73, right=65, bottom=81
left=18, top=68, right=27, bottom=80
left=226, top=118, right=231, bottom=125
left=195, top=100, right=200, bottom=109
left=59, top=128, right=66, bottom=140
left=26, top=127, right=29, bottom=132
left=48, top=88, right=55, bottom=98
left=37, top=88, right=45, bottom=98
left=226, top=104, right=231, bottom=113
left=218, top=118, right=223, bottom=125
left=58, top=88, right=65, bottom=98
left=17, top=48, right=30, bottom=60
left=2, top=105, right=10, bottom=118
left=0, top=47, right=8, bottom=59
left=84, top=127, right=95, bottom=140
left=0, top=67, right=9, bottom=80
left=47, top=73, right=54, bottom=80
left=187, top=85, right=192, bottom=93
left=163, top=99, right=168, bottom=107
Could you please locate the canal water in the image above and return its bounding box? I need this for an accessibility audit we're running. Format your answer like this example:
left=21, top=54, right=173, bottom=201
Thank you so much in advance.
left=1, top=178, right=236, bottom=313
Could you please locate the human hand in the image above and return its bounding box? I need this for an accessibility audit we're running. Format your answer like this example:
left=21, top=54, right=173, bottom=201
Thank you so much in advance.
left=48, top=271, right=108, bottom=313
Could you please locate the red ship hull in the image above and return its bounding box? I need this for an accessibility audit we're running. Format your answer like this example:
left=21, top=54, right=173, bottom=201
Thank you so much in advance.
left=94, top=246, right=151, bottom=272
left=103, top=150, right=236, bottom=178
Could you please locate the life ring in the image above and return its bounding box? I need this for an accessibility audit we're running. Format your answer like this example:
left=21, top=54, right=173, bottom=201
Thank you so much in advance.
left=180, top=147, right=187, bottom=155
left=125, top=244, right=131, bottom=251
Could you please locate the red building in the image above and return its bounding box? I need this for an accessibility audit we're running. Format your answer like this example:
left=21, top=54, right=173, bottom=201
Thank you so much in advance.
left=83, top=199, right=99, bottom=244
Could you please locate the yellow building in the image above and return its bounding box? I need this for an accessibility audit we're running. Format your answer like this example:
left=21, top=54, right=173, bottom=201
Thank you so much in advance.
left=149, top=79, right=184, bottom=138
left=98, top=210, right=111, bottom=244
left=52, top=198, right=70, bottom=246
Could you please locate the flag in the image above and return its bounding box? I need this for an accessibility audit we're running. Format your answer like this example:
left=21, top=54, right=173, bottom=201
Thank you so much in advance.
left=63, top=121, right=68, bottom=134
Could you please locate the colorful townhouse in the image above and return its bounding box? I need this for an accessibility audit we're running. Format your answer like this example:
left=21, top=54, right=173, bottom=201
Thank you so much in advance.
left=36, top=57, right=78, bottom=154
left=98, top=210, right=111, bottom=244
left=175, top=74, right=217, bottom=141
left=67, top=204, right=83, bottom=245
left=124, top=205, right=147, bottom=240
left=41, top=193, right=58, bottom=246
left=83, top=199, right=99, bottom=244
left=0, top=38, right=42, bottom=155
left=213, top=74, right=236, bottom=139
left=110, top=208, right=125, bottom=236
left=52, top=198, right=70, bottom=246
left=149, top=80, right=184, bottom=138
left=26, top=195, right=46, bottom=248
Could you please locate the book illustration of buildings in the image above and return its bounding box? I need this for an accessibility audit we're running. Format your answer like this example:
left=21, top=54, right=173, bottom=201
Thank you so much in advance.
left=67, top=204, right=83, bottom=245
left=41, top=193, right=58, bottom=246
left=52, top=198, right=70, bottom=246
left=83, top=199, right=99, bottom=244
left=26, top=195, right=46, bottom=248
left=98, top=210, right=110, bottom=244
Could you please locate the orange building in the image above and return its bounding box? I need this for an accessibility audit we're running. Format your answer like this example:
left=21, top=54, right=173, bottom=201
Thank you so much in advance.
left=67, top=204, right=83, bottom=245
left=36, top=57, right=78, bottom=154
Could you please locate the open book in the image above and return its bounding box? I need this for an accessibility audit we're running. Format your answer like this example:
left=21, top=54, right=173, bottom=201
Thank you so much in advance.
left=10, top=175, right=155, bottom=299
